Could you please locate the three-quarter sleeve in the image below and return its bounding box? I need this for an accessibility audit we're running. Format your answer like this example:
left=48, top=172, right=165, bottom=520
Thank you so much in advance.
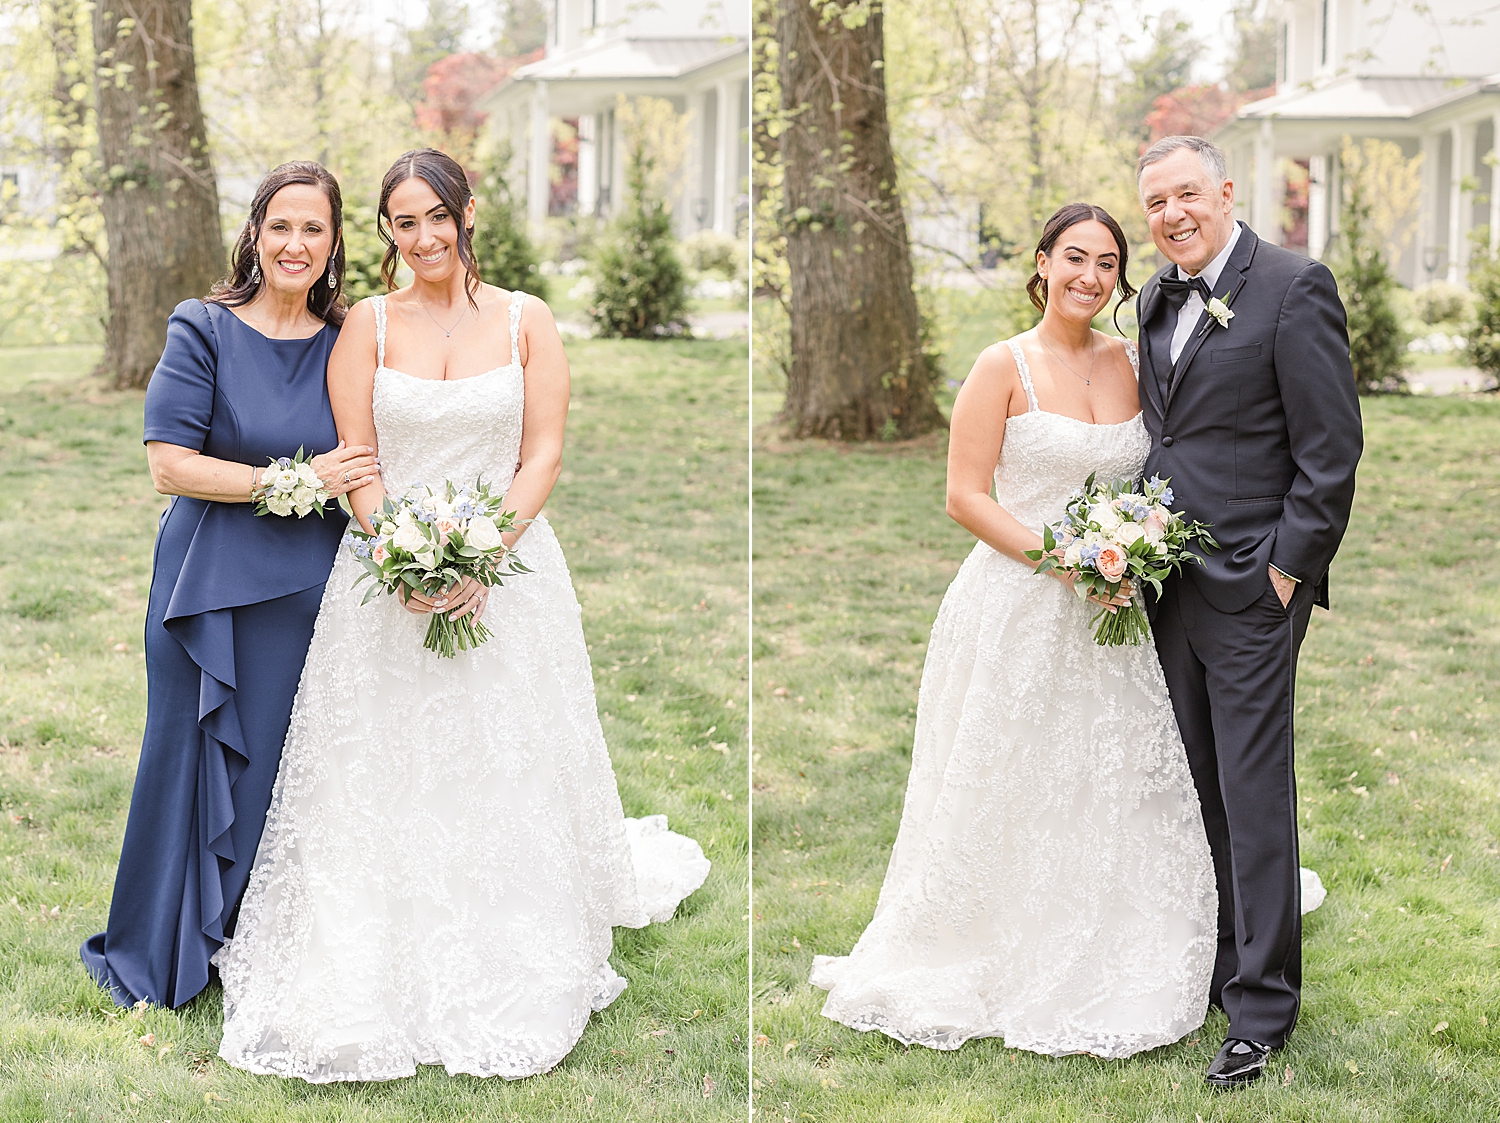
left=143, top=300, right=219, bottom=451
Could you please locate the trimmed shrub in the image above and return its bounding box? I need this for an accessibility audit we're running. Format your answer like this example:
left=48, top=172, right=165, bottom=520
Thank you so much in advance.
left=1334, top=141, right=1409, bottom=393
left=471, top=144, right=548, bottom=300
left=1465, top=248, right=1500, bottom=387
left=586, top=139, right=689, bottom=339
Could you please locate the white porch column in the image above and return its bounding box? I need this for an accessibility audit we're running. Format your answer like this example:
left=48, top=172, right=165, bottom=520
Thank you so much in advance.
left=1413, top=132, right=1440, bottom=282
left=1308, top=154, right=1329, bottom=258
left=1447, top=120, right=1470, bottom=284
left=527, top=81, right=551, bottom=234
left=577, top=112, right=598, bottom=217
left=683, top=88, right=710, bottom=238
left=712, top=79, right=735, bottom=234
left=1252, top=119, right=1276, bottom=240
left=1491, top=110, right=1500, bottom=257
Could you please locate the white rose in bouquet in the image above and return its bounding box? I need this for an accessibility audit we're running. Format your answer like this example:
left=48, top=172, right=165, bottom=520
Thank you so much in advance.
left=1093, top=501, right=1121, bottom=531
left=414, top=547, right=439, bottom=571
left=295, top=462, right=320, bottom=487
left=267, top=493, right=294, bottom=517
left=271, top=467, right=300, bottom=494
left=391, top=522, right=428, bottom=554
left=1063, top=540, right=1084, bottom=568
left=1113, top=522, right=1145, bottom=548
left=465, top=514, right=505, bottom=552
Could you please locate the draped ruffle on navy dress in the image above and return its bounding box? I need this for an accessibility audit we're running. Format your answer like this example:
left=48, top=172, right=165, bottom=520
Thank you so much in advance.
left=81, top=299, right=346, bottom=1008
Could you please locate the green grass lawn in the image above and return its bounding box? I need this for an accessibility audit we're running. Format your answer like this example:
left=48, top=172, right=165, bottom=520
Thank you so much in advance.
left=0, top=339, right=748, bottom=1121
left=751, top=378, right=1500, bottom=1120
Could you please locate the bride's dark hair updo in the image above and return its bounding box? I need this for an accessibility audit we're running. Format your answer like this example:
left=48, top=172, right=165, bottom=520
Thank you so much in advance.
left=377, top=148, right=483, bottom=309
left=211, top=161, right=347, bottom=327
left=1026, top=202, right=1138, bottom=334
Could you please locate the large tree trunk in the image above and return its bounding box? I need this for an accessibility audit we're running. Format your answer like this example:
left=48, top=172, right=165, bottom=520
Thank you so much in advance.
left=93, top=0, right=222, bottom=390
left=775, top=0, right=944, bottom=440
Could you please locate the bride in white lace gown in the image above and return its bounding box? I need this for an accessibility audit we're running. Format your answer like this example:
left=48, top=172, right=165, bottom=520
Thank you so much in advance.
left=810, top=205, right=1218, bottom=1059
left=214, top=151, right=709, bottom=1083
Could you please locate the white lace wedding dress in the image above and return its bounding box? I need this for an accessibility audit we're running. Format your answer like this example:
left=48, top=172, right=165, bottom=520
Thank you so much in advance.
left=214, top=293, right=710, bottom=1082
left=810, top=340, right=1219, bottom=1059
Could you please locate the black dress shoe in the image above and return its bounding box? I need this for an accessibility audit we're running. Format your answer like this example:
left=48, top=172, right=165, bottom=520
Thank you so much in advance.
left=1205, top=1038, right=1272, bottom=1088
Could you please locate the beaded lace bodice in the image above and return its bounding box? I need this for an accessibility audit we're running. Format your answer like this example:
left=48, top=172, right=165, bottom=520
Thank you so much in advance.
left=371, top=292, right=526, bottom=496
left=993, top=338, right=1151, bottom=532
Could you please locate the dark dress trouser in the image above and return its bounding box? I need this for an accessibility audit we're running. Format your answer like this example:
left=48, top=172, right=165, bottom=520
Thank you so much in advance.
left=1152, top=571, right=1315, bottom=1048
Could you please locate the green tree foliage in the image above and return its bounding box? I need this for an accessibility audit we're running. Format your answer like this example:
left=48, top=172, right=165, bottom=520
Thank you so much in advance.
left=470, top=144, right=548, bottom=300
left=587, top=112, right=690, bottom=340
left=1117, top=9, right=1203, bottom=141
left=1335, top=140, right=1409, bottom=394
left=1464, top=247, right=1500, bottom=385
left=496, top=0, right=548, bottom=55
left=1227, top=0, right=1278, bottom=93
left=393, top=0, right=471, bottom=105
left=341, top=204, right=388, bottom=303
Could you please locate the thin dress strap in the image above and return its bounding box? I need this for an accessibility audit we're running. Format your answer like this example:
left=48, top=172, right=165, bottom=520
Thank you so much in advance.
left=1006, top=339, right=1039, bottom=413
left=1124, top=339, right=1140, bottom=379
left=372, top=294, right=387, bottom=369
left=508, top=292, right=526, bottom=368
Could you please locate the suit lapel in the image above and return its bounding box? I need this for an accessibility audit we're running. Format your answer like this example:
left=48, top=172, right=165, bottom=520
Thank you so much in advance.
left=1164, top=224, right=1261, bottom=412
left=1135, top=270, right=1171, bottom=419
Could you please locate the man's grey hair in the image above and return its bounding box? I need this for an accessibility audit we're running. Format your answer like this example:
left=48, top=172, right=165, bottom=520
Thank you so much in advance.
left=1136, top=135, right=1228, bottom=187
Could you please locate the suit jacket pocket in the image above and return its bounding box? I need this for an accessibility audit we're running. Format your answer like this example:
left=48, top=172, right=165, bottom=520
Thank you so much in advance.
left=1226, top=494, right=1285, bottom=506
left=1212, top=343, right=1263, bottom=363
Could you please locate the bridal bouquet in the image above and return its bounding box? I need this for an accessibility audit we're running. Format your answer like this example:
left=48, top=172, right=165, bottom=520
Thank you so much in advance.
left=344, top=478, right=531, bottom=657
left=253, top=448, right=330, bottom=518
left=1025, top=474, right=1217, bottom=646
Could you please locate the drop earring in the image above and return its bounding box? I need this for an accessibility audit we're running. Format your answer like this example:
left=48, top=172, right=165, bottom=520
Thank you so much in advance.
left=250, top=259, right=261, bottom=285
left=328, top=266, right=337, bottom=290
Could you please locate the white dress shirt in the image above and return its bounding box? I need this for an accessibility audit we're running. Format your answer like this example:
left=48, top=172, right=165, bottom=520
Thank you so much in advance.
left=1168, top=220, right=1243, bottom=364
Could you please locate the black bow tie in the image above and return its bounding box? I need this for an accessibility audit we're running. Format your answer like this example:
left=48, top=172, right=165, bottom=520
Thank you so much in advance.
left=1159, top=273, right=1212, bottom=310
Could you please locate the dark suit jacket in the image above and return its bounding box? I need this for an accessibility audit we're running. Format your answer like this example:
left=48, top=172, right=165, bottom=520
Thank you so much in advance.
left=1138, top=223, right=1363, bottom=614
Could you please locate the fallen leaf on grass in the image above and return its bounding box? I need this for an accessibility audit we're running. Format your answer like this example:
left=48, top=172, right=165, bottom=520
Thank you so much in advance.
left=703, top=1074, right=716, bottom=1098
left=643, top=1028, right=669, bottom=1038
left=1282, top=1064, right=1294, bottom=1086
left=157, top=1043, right=174, bottom=1060
left=203, top=1092, right=228, bottom=1104
left=1346, top=1060, right=1360, bottom=1075
left=680, top=1009, right=702, bottom=1022
left=1431, top=1021, right=1449, bottom=1035
left=137, top=1033, right=155, bottom=1047
left=783, top=1039, right=798, bottom=1056
left=754, top=1034, right=770, bottom=1047
left=1440, top=854, right=1453, bottom=874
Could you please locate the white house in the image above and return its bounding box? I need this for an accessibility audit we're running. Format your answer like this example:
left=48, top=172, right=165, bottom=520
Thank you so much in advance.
left=478, top=0, right=749, bottom=238
left=1214, top=0, right=1500, bottom=286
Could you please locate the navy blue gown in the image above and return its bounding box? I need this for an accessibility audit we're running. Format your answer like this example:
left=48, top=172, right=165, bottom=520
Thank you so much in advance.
left=81, top=299, right=347, bottom=1008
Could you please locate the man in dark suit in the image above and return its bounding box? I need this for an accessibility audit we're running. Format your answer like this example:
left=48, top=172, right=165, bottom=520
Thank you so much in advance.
left=1134, top=135, right=1362, bottom=1088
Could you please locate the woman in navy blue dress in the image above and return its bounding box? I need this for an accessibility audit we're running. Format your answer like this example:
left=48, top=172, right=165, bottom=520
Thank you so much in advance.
left=81, top=162, right=379, bottom=1008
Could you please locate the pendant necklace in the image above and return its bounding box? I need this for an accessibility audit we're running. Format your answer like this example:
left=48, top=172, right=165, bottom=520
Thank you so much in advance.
left=418, top=299, right=466, bottom=338
left=1039, top=330, right=1098, bottom=386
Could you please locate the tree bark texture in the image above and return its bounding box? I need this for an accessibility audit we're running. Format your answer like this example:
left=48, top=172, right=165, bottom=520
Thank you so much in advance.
left=93, top=0, right=223, bottom=390
left=776, top=0, right=944, bottom=440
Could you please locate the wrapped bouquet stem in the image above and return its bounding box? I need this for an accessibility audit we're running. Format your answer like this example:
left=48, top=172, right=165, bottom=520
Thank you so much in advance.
left=344, top=477, right=531, bottom=657
left=1025, top=473, right=1217, bottom=646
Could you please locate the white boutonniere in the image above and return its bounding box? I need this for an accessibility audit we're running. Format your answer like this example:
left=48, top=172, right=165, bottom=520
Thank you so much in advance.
left=1205, top=292, right=1235, bottom=330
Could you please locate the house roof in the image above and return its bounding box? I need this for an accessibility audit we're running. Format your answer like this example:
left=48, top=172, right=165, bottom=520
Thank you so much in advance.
left=510, top=37, right=746, bottom=84
left=1232, top=73, right=1500, bottom=122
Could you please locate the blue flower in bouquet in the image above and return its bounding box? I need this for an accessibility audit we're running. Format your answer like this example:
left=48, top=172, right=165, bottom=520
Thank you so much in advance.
left=277, top=456, right=292, bottom=469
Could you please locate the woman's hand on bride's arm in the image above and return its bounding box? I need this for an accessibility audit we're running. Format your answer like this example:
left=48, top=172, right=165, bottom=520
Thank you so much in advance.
left=326, top=300, right=385, bottom=531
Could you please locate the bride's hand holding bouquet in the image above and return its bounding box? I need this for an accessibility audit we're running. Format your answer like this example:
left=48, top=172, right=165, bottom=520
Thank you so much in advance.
left=1025, top=473, right=1217, bottom=646
left=344, top=477, right=531, bottom=657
